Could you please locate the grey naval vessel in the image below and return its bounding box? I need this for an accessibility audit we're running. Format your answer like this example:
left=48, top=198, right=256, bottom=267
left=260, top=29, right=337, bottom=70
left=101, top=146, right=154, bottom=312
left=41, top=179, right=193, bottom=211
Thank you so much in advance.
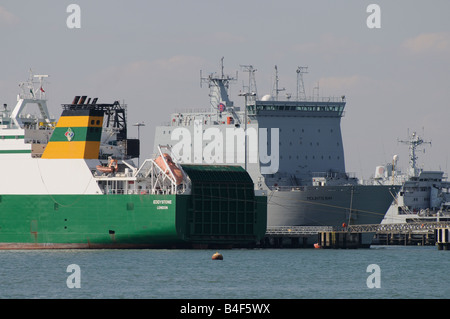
left=374, top=131, right=450, bottom=224
left=153, top=59, right=400, bottom=244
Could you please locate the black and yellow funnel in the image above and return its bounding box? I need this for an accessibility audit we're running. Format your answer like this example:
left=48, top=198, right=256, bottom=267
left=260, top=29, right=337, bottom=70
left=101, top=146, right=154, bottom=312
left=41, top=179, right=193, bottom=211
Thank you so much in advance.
left=42, top=96, right=104, bottom=159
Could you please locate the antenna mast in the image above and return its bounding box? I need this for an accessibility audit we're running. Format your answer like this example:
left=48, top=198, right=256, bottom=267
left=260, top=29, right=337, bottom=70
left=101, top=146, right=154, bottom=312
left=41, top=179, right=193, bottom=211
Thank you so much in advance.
left=200, top=57, right=237, bottom=112
left=296, top=66, right=308, bottom=101
left=313, top=82, right=320, bottom=101
left=273, top=65, right=285, bottom=101
left=398, top=131, right=431, bottom=177
left=240, top=64, right=258, bottom=104
left=34, top=74, right=49, bottom=100
left=19, top=69, right=49, bottom=100
left=12, top=70, right=51, bottom=128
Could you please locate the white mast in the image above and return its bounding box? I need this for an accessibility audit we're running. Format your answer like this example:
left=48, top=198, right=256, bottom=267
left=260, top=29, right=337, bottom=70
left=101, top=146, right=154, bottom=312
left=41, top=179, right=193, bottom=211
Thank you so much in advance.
left=11, top=70, right=51, bottom=128
left=200, top=57, right=237, bottom=112
left=240, top=64, right=258, bottom=104
left=398, top=131, right=431, bottom=177
left=296, top=66, right=308, bottom=101
left=272, top=65, right=285, bottom=101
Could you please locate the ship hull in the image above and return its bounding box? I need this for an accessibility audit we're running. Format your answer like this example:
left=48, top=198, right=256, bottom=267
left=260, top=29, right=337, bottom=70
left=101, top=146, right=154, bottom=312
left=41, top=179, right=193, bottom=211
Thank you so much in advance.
left=267, top=185, right=400, bottom=245
left=0, top=194, right=267, bottom=249
left=267, top=185, right=399, bottom=226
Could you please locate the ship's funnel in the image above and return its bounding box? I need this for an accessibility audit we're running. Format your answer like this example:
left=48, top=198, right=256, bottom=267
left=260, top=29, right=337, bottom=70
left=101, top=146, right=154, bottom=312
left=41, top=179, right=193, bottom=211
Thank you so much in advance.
left=78, top=96, right=87, bottom=105
left=72, top=96, right=80, bottom=105
left=42, top=96, right=104, bottom=159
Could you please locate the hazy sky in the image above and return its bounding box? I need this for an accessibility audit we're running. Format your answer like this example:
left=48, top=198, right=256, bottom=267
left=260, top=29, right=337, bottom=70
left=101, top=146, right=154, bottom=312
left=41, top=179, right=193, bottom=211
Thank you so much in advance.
left=1, top=0, right=449, bottom=179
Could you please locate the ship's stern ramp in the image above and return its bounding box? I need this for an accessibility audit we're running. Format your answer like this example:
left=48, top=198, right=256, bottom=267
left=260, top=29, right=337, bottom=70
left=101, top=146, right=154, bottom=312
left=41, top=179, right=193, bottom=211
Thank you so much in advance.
left=177, top=164, right=267, bottom=247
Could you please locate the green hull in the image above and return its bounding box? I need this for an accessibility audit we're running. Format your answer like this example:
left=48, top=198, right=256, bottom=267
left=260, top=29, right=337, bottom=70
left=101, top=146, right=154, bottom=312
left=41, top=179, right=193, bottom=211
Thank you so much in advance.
left=0, top=193, right=267, bottom=249
left=0, top=94, right=268, bottom=249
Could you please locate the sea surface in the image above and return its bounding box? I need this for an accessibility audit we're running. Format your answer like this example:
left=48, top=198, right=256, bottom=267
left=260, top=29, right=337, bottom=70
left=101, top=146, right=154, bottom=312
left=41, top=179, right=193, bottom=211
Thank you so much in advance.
left=0, top=246, right=448, bottom=299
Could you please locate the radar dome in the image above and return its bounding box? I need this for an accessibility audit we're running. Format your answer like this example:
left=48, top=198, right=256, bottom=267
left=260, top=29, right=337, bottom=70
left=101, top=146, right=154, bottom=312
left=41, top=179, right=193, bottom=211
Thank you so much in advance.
left=261, top=94, right=272, bottom=101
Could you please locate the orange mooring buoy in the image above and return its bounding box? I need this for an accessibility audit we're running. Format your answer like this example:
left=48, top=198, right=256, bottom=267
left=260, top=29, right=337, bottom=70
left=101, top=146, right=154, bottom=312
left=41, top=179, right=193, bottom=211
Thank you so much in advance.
left=212, top=252, right=223, bottom=260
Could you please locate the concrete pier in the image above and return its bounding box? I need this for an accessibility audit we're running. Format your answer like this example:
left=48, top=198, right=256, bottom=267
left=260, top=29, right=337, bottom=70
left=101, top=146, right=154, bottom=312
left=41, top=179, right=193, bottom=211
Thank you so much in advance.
left=261, top=222, right=450, bottom=249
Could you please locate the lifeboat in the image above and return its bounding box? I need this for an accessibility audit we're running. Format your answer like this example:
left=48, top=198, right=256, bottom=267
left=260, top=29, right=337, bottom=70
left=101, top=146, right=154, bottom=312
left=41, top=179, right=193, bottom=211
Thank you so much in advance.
left=155, top=153, right=183, bottom=185
left=96, top=157, right=118, bottom=174
left=313, top=243, right=322, bottom=249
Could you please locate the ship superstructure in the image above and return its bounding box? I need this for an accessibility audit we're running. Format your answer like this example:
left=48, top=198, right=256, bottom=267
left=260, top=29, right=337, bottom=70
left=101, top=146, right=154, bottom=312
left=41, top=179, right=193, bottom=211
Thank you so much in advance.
left=376, top=132, right=450, bottom=224
left=153, top=59, right=400, bottom=244
left=0, top=72, right=55, bottom=158
left=0, top=72, right=267, bottom=249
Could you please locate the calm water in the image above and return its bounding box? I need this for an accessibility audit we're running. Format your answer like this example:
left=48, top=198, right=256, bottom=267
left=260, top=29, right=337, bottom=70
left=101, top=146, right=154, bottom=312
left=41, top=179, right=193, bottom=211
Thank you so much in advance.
left=0, top=246, right=448, bottom=299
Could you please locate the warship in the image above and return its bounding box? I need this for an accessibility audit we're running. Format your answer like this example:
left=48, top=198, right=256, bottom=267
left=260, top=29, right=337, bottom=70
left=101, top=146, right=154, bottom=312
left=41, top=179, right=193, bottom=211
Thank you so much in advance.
left=374, top=131, right=450, bottom=224
left=153, top=59, right=400, bottom=244
left=0, top=71, right=267, bottom=249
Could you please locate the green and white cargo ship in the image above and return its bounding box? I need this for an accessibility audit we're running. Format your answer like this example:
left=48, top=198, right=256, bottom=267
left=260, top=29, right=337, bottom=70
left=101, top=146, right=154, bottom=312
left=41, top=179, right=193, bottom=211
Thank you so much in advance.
left=0, top=73, right=267, bottom=249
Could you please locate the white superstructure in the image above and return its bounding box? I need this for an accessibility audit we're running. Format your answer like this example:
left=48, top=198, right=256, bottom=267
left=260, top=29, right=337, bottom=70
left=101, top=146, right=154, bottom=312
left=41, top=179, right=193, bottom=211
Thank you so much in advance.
left=377, top=132, right=450, bottom=224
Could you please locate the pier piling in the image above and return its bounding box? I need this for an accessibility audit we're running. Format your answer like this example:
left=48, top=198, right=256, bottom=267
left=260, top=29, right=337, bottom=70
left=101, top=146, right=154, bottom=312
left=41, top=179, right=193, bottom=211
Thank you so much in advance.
left=436, top=228, right=449, bottom=250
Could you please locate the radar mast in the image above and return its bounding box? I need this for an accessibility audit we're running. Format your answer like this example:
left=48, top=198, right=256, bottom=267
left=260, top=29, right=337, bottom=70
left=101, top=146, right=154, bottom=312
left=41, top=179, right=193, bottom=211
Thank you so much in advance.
left=200, top=57, right=237, bottom=112
left=11, top=70, right=51, bottom=128
left=272, top=65, right=285, bottom=101
left=398, top=131, right=431, bottom=177
left=296, top=66, right=308, bottom=101
left=240, top=64, right=258, bottom=105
